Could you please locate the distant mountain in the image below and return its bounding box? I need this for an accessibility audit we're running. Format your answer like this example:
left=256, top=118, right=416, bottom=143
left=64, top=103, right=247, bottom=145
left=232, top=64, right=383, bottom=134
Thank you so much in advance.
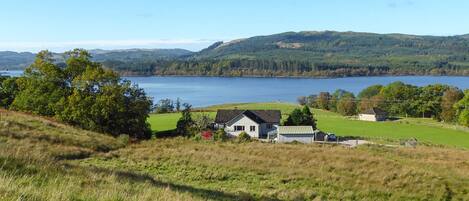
left=2, top=31, right=469, bottom=77
left=193, top=31, right=469, bottom=61
left=0, top=48, right=193, bottom=70
left=0, top=51, right=36, bottom=70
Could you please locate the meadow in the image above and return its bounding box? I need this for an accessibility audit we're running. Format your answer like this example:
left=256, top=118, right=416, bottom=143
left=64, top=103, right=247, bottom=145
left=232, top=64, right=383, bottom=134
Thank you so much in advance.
left=0, top=106, right=469, bottom=201
left=1, top=109, right=469, bottom=200
left=148, top=102, right=469, bottom=148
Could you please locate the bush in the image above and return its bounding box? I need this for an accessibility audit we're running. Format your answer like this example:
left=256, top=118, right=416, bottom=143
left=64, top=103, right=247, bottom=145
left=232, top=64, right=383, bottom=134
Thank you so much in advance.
left=201, top=130, right=213, bottom=140
left=237, top=132, right=251, bottom=142
left=214, top=129, right=228, bottom=141
left=117, top=134, right=130, bottom=146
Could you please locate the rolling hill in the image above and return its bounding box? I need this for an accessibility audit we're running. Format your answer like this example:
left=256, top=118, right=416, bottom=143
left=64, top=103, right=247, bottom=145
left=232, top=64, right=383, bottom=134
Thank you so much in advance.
left=2, top=31, right=469, bottom=77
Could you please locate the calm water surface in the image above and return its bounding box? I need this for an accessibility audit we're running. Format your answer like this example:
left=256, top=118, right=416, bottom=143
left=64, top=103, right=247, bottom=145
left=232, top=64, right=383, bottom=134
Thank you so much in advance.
left=2, top=70, right=469, bottom=107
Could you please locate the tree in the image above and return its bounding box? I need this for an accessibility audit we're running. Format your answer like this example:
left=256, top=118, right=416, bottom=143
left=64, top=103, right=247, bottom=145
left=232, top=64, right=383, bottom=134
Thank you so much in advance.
left=301, top=105, right=317, bottom=129
left=440, top=88, right=464, bottom=122
left=359, top=95, right=384, bottom=113
left=358, top=85, right=383, bottom=99
left=455, top=90, right=469, bottom=127
left=0, top=77, right=19, bottom=108
left=297, top=96, right=307, bottom=106
left=379, top=82, right=418, bottom=116
left=284, top=106, right=317, bottom=129
left=414, top=84, right=449, bottom=118
left=154, top=98, right=174, bottom=113
left=337, top=93, right=357, bottom=116
left=10, top=49, right=153, bottom=139
left=176, top=103, right=194, bottom=135
left=193, top=112, right=214, bottom=131
left=11, top=51, right=67, bottom=116
left=283, top=108, right=304, bottom=126
left=316, top=92, right=331, bottom=110
left=175, top=98, right=181, bottom=112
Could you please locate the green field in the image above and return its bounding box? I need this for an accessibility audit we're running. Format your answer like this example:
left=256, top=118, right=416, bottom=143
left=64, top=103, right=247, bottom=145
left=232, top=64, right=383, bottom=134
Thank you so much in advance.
left=148, top=102, right=469, bottom=148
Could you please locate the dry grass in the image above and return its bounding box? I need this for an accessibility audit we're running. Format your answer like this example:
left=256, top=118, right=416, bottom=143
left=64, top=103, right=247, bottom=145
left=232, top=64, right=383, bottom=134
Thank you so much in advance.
left=82, top=138, right=469, bottom=200
left=1, top=109, right=469, bottom=200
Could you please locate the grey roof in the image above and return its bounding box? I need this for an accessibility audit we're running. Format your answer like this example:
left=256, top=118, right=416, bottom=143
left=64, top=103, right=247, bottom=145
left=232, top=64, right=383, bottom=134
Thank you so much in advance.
left=362, top=107, right=387, bottom=115
left=278, top=126, right=315, bottom=135
left=215, top=109, right=281, bottom=124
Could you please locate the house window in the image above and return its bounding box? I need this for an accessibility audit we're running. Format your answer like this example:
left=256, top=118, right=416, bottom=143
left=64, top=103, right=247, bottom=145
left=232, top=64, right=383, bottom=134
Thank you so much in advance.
left=266, top=124, right=273, bottom=129
left=250, top=126, right=256, bottom=132
left=234, top=126, right=245, bottom=131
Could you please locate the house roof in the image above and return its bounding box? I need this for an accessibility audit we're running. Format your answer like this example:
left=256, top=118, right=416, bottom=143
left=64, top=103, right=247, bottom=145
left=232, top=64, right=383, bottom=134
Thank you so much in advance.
left=278, top=126, right=315, bottom=135
left=215, top=109, right=281, bottom=124
left=361, top=107, right=387, bottom=115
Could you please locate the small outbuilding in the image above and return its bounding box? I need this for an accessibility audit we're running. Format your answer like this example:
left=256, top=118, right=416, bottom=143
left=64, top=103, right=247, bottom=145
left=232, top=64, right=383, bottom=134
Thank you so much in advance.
left=276, top=126, right=316, bottom=143
left=358, top=107, right=387, bottom=122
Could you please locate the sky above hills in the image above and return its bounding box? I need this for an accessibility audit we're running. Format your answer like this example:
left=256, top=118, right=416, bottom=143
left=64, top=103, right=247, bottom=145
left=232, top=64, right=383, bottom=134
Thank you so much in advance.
left=1, top=0, right=469, bottom=52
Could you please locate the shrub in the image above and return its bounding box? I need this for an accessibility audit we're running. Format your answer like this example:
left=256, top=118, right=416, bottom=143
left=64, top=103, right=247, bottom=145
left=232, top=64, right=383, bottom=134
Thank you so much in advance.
left=201, top=131, right=213, bottom=140
left=117, top=134, right=130, bottom=146
left=237, top=132, right=251, bottom=142
left=214, top=129, right=228, bottom=141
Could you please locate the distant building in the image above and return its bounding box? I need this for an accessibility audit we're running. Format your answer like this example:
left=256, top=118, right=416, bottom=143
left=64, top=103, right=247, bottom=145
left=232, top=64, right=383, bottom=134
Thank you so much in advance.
left=358, top=107, right=387, bottom=122
left=214, top=109, right=280, bottom=138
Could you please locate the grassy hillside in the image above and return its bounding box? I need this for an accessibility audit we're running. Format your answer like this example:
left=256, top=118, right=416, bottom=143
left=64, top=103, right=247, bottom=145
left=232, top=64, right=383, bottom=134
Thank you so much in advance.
left=0, top=109, right=193, bottom=200
left=148, top=102, right=469, bottom=148
left=1, top=109, right=469, bottom=200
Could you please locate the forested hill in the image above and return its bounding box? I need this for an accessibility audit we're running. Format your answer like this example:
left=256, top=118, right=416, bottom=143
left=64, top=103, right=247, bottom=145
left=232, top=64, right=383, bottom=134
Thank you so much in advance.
left=163, top=31, right=469, bottom=77
left=0, top=48, right=192, bottom=70
left=3, top=31, right=469, bottom=77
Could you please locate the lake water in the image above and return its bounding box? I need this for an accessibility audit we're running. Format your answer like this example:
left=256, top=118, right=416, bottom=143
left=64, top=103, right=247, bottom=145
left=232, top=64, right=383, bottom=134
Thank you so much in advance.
left=2, top=70, right=469, bottom=107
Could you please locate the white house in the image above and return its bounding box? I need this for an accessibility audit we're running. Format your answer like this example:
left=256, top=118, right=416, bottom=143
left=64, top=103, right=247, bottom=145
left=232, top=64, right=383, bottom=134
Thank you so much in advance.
left=358, top=107, right=387, bottom=122
left=275, top=126, right=317, bottom=143
left=214, top=109, right=281, bottom=138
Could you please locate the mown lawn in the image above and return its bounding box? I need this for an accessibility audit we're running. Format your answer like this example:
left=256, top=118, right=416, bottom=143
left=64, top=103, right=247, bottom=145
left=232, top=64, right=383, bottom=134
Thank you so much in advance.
left=148, top=102, right=469, bottom=148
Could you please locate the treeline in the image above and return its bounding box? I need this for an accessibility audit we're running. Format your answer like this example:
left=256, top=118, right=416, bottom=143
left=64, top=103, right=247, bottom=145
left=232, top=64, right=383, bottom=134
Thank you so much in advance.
left=101, top=58, right=469, bottom=78
left=298, top=82, right=469, bottom=126
left=0, top=49, right=153, bottom=139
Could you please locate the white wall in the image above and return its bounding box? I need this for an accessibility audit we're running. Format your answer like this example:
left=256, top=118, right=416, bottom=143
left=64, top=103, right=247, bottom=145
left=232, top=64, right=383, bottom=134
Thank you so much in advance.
left=225, top=115, right=259, bottom=138
left=358, top=114, right=377, bottom=121
left=278, top=134, right=315, bottom=143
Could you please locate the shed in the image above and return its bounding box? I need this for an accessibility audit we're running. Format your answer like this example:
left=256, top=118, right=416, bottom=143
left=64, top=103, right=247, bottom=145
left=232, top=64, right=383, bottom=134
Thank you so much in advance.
left=276, top=126, right=316, bottom=143
left=358, top=107, right=387, bottom=122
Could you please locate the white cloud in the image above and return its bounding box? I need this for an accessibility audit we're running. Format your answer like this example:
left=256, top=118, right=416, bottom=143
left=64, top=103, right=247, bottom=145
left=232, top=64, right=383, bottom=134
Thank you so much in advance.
left=0, top=39, right=219, bottom=52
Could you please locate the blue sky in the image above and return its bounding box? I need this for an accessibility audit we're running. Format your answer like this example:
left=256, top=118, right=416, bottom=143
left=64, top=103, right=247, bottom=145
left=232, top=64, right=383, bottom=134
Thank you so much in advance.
left=1, top=0, right=468, bottom=52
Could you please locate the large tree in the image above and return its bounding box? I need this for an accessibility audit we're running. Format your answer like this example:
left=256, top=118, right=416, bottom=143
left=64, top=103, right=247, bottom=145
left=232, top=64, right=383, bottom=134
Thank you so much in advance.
left=11, top=49, right=153, bottom=139
left=440, top=88, right=464, bottom=122
left=336, top=92, right=357, bottom=116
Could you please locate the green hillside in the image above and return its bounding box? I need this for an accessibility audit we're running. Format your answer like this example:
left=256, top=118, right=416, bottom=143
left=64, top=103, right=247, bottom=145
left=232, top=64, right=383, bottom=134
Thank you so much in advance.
left=2, top=109, right=469, bottom=200
left=153, top=31, right=469, bottom=77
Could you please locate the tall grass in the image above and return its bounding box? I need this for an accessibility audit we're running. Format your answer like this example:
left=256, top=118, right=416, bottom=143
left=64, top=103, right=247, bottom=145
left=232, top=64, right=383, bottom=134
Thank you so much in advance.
left=1, top=109, right=469, bottom=200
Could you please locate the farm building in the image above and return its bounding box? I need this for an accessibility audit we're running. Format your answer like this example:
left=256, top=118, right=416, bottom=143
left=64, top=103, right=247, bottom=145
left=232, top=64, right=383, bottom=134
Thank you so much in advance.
left=275, top=126, right=317, bottom=143
left=358, top=107, right=387, bottom=122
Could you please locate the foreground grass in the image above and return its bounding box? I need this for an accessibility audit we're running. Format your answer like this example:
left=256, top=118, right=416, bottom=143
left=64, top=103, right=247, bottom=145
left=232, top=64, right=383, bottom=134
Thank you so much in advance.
left=80, top=138, right=469, bottom=200
left=1, top=109, right=469, bottom=200
left=0, top=110, right=193, bottom=201
left=148, top=102, right=469, bottom=148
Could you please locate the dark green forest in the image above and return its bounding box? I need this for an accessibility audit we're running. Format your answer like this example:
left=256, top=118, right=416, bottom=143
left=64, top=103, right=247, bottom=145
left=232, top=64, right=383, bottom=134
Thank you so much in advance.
left=3, top=31, right=469, bottom=77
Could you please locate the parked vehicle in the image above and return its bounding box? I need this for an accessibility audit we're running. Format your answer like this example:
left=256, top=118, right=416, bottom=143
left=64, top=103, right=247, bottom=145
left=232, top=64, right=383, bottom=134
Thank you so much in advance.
left=326, top=133, right=337, bottom=142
